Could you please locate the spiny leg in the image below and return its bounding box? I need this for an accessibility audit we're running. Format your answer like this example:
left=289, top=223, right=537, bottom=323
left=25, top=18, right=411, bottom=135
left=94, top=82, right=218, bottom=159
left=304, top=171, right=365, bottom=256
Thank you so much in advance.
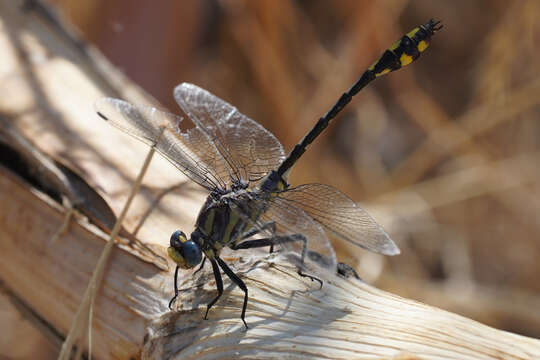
left=193, top=256, right=207, bottom=276
left=168, top=265, right=180, bottom=309
left=241, top=221, right=276, bottom=253
left=205, top=258, right=223, bottom=321
left=216, top=257, right=249, bottom=330
left=233, top=234, right=322, bottom=288
left=168, top=258, right=208, bottom=310
left=241, top=222, right=275, bottom=239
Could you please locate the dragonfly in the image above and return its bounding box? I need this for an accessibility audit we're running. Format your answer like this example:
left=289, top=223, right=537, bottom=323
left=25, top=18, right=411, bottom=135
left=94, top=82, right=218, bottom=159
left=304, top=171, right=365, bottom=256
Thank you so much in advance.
left=95, top=19, right=442, bottom=329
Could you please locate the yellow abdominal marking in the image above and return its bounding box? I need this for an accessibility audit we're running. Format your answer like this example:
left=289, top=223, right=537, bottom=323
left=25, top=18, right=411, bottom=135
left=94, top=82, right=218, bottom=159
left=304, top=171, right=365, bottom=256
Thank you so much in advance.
left=406, top=27, right=420, bottom=38
left=400, top=53, right=413, bottom=66
left=417, top=40, right=428, bottom=52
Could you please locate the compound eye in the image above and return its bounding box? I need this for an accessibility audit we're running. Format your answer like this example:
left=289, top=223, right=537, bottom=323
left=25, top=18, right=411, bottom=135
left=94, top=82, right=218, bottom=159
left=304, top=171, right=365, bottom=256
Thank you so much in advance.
left=170, top=230, right=186, bottom=249
left=182, top=241, right=202, bottom=267
left=168, top=230, right=202, bottom=269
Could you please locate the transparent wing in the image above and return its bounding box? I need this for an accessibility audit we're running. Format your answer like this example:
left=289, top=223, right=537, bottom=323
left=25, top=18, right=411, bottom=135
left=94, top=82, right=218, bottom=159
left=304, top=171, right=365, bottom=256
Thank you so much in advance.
left=276, top=184, right=400, bottom=255
left=228, top=191, right=337, bottom=271
left=174, top=83, right=285, bottom=186
left=261, top=196, right=338, bottom=269
left=95, top=98, right=231, bottom=191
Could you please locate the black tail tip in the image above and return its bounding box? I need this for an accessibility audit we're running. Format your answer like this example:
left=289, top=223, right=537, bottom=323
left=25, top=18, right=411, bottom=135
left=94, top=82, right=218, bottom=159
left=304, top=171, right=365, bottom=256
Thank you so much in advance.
left=427, top=19, right=443, bottom=33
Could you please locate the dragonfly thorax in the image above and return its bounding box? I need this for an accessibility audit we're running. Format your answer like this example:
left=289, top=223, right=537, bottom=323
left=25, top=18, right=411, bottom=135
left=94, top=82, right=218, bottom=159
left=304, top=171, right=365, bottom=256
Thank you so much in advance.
left=192, top=194, right=252, bottom=258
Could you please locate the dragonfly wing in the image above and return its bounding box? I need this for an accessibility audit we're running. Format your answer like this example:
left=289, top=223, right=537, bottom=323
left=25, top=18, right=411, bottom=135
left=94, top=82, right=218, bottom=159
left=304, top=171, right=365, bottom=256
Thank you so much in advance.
left=262, top=196, right=338, bottom=270
left=174, top=83, right=285, bottom=186
left=277, top=184, right=400, bottom=255
left=95, top=98, right=231, bottom=191
left=228, top=192, right=337, bottom=271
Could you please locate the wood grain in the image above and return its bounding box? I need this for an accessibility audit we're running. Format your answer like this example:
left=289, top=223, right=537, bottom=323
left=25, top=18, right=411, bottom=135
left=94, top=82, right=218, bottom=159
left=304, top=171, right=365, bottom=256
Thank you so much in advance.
left=1, top=1, right=539, bottom=359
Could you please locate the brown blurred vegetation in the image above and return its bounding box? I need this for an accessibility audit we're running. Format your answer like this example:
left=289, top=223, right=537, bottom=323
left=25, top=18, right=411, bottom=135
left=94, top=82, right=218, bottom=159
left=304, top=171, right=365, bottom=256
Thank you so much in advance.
left=50, top=0, right=540, bottom=338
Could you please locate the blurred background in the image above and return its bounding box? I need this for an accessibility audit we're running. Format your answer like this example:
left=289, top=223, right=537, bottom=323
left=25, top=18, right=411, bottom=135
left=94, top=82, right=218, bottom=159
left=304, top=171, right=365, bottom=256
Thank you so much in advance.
left=46, top=0, right=540, bottom=339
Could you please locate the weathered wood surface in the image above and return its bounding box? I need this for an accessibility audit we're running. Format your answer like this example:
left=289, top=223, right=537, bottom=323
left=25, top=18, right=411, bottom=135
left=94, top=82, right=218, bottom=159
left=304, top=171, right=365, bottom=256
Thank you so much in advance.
left=1, top=1, right=539, bottom=359
left=3, top=166, right=540, bottom=359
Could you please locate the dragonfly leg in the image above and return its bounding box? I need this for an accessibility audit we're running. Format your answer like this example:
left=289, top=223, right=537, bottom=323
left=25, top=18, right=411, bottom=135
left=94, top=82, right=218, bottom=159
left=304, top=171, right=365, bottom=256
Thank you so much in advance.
left=205, top=258, right=223, bottom=321
left=216, top=257, right=249, bottom=330
left=168, top=265, right=180, bottom=309
left=168, top=258, right=208, bottom=311
left=232, top=235, right=323, bottom=288
left=337, top=262, right=361, bottom=280
left=241, top=221, right=276, bottom=253
left=241, top=223, right=272, bottom=239
left=193, top=256, right=207, bottom=276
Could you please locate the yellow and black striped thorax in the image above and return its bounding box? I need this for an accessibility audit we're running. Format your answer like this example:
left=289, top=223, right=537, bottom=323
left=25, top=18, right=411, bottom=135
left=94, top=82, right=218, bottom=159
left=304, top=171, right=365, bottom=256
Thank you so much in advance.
left=368, top=19, right=442, bottom=77
left=193, top=194, right=260, bottom=258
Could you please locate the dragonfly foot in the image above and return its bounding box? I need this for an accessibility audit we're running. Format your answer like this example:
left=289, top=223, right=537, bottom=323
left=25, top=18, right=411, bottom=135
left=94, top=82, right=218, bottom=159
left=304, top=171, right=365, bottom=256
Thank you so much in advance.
left=298, top=270, right=323, bottom=289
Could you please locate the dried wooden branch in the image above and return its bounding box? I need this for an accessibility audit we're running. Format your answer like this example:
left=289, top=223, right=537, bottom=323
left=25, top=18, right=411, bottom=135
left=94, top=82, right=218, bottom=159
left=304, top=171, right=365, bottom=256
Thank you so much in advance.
left=2, top=170, right=540, bottom=358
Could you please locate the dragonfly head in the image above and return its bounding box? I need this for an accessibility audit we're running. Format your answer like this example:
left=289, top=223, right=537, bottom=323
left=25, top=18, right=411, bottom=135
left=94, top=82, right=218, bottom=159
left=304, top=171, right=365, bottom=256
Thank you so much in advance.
left=168, top=230, right=202, bottom=269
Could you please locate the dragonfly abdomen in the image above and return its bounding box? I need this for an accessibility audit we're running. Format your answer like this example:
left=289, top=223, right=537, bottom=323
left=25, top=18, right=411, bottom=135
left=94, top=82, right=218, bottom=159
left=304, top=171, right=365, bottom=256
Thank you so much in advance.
left=350, top=19, right=441, bottom=96
left=276, top=19, right=441, bottom=177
